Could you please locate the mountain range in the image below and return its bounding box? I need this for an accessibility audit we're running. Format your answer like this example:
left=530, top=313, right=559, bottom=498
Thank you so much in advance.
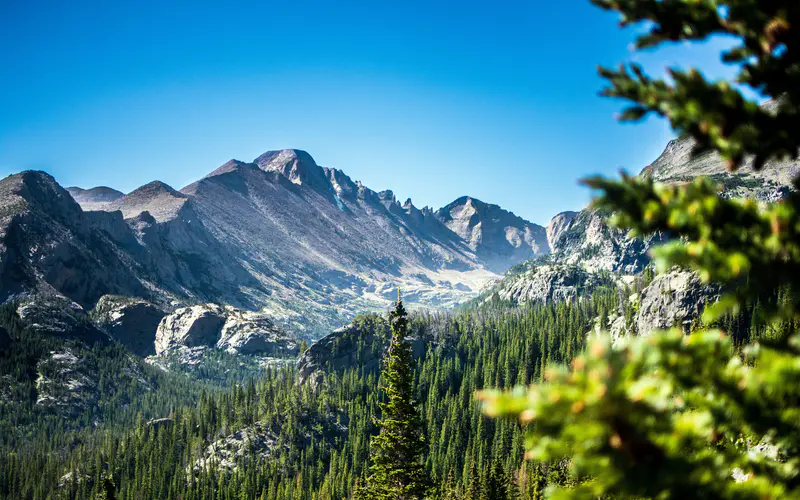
left=0, top=149, right=552, bottom=336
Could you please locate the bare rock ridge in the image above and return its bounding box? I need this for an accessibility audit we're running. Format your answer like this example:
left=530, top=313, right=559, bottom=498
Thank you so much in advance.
left=66, top=186, right=124, bottom=206
left=642, top=100, right=799, bottom=201
left=0, top=148, right=551, bottom=337
left=435, top=196, right=549, bottom=274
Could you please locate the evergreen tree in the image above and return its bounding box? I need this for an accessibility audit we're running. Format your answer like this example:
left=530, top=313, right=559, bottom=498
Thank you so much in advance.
left=362, top=292, right=430, bottom=499
left=482, top=0, right=800, bottom=498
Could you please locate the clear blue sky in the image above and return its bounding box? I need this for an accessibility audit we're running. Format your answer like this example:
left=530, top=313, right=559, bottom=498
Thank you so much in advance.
left=0, top=0, right=738, bottom=224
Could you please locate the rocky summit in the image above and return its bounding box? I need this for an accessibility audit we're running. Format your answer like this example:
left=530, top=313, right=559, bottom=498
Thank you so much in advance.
left=0, top=149, right=552, bottom=337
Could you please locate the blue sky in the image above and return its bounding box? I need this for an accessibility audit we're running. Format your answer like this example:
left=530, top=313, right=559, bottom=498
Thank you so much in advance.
left=0, top=0, right=739, bottom=224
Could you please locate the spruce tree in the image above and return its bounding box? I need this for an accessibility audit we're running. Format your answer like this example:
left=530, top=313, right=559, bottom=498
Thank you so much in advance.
left=482, top=0, right=800, bottom=498
left=362, top=292, right=430, bottom=499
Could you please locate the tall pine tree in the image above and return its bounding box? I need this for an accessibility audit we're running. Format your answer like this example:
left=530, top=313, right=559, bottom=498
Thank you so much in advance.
left=361, top=291, right=430, bottom=499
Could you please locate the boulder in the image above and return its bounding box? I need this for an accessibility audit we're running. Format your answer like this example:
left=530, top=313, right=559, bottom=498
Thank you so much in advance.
left=217, top=309, right=298, bottom=356
left=91, top=295, right=165, bottom=356
left=635, top=270, right=720, bottom=335
left=154, top=304, right=225, bottom=355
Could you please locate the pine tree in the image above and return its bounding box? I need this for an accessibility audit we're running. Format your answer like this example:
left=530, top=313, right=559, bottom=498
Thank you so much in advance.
left=482, top=0, right=800, bottom=498
left=362, top=292, right=430, bottom=499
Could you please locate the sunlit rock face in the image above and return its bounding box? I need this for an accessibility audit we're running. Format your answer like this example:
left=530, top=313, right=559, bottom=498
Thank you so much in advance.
left=154, top=303, right=298, bottom=357
left=635, top=270, right=720, bottom=336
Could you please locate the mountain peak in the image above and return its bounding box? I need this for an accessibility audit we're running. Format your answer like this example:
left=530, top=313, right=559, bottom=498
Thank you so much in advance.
left=67, top=186, right=124, bottom=204
left=254, top=149, right=330, bottom=190
left=0, top=170, right=82, bottom=220
left=108, top=181, right=188, bottom=222
left=203, top=159, right=257, bottom=180
left=436, top=195, right=548, bottom=273
left=129, top=181, right=184, bottom=198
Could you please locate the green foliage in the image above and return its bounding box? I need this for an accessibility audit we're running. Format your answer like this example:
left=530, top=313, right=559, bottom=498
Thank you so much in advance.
left=592, top=0, right=800, bottom=171
left=483, top=1, right=800, bottom=498
left=362, top=296, right=430, bottom=499
left=1, top=289, right=627, bottom=499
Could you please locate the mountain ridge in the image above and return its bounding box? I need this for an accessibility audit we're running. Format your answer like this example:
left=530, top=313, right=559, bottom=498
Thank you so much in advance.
left=1, top=150, right=551, bottom=336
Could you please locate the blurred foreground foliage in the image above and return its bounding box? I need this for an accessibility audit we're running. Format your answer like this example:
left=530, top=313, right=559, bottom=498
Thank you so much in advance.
left=482, top=0, right=800, bottom=498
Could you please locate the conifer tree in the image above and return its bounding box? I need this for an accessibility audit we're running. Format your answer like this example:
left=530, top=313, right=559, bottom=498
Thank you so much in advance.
left=482, top=0, right=800, bottom=498
left=361, top=292, right=430, bottom=499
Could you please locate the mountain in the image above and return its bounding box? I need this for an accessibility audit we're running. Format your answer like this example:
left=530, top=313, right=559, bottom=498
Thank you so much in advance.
left=3, top=149, right=548, bottom=337
left=642, top=101, right=799, bottom=201
left=65, top=186, right=124, bottom=211
left=480, top=128, right=798, bottom=308
left=435, top=196, right=549, bottom=273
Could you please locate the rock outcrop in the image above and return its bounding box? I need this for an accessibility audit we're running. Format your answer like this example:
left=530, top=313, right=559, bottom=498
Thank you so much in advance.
left=217, top=309, right=298, bottom=356
left=486, top=263, right=616, bottom=305
left=191, top=423, right=279, bottom=474
left=297, top=317, right=427, bottom=387
left=34, top=348, right=98, bottom=414
left=154, top=304, right=226, bottom=355
left=297, top=324, right=380, bottom=386
left=154, top=304, right=297, bottom=357
left=546, top=211, right=578, bottom=251
left=634, top=270, right=720, bottom=335
left=16, top=294, right=109, bottom=344
left=546, top=209, right=663, bottom=275
left=91, top=295, right=166, bottom=356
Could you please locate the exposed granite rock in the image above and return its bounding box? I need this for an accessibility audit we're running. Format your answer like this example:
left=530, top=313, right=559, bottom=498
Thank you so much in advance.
left=547, top=209, right=664, bottom=275
left=35, top=349, right=95, bottom=413
left=16, top=293, right=109, bottom=344
left=91, top=295, right=166, bottom=356
left=217, top=309, right=298, bottom=356
left=546, top=211, right=578, bottom=251
left=154, top=304, right=225, bottom=355
left=487, top=264, right=616, bottom=305
left=635, top=270, right=720, bottom=335
left=297, top=318, right=426, bottom=387
left=641, top=101, right=799, bottom=199
left=297, top=324, right=376, bottom=386
left=154, top=304, right=297, bottom=357
left=191, top=422, right=279, bottom=474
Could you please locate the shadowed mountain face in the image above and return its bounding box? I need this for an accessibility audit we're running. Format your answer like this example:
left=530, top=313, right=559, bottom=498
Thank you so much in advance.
left=1, top=149, right=549, bottom=336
